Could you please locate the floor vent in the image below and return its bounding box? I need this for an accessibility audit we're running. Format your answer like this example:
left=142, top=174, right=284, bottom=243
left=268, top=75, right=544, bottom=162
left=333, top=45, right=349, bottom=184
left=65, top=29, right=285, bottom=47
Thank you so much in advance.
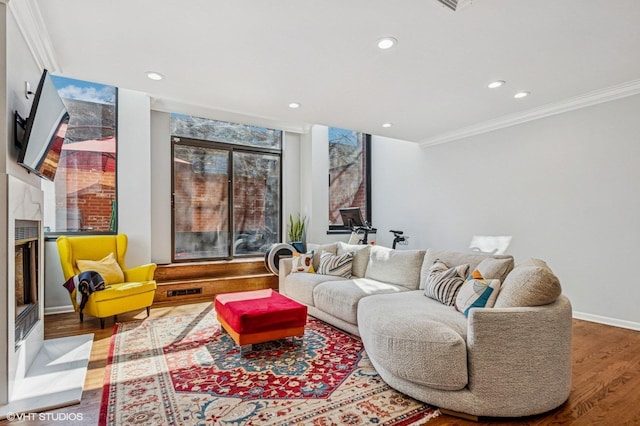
left=167, top=288, right=203, bottom=297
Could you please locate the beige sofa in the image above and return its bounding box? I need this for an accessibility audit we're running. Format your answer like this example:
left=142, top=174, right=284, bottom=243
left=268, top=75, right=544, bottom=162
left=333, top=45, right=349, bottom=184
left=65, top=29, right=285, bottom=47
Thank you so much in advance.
left=279, top=242, right=572, bottom=418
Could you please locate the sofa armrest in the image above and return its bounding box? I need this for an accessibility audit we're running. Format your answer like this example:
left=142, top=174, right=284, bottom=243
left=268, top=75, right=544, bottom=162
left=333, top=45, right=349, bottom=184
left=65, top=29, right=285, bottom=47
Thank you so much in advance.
left=279, top=257, right=294, bottom=294
left=124, top=263, right=157, bottom=282
left=465, top=295, right=572, bottom=414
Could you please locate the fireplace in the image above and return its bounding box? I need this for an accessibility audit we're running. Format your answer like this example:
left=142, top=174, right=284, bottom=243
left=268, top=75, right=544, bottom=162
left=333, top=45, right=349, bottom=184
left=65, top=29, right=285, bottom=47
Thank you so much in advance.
left=14, top=220, right=39, bottom=345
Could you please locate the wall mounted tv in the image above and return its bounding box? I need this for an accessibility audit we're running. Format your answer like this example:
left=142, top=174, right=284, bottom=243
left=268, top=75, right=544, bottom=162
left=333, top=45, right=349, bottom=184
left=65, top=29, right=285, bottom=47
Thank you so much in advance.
left=15, top=69, right=69, bottom=181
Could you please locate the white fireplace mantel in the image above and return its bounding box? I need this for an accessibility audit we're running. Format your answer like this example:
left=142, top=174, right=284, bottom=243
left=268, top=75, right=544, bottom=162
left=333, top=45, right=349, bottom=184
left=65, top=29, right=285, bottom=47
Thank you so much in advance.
left=1, top=174, right=93, bottom=418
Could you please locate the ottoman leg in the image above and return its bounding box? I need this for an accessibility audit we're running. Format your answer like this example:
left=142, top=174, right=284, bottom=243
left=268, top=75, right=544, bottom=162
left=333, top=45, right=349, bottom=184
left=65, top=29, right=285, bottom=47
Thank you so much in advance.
left=240, top=344, right=252, bottom=356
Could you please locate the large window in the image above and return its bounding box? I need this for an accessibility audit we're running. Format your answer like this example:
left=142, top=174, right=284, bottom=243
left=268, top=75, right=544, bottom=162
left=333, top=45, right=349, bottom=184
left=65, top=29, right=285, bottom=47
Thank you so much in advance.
left=328, top=127, right=371, bottom=230
left=171, top=115, right=282, bottom=261
left=44, top=77, right=117, bottom=234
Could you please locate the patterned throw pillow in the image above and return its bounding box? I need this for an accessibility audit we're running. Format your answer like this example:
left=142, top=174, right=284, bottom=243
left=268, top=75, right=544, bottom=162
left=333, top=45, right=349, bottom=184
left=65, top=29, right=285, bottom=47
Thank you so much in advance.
left=317, top=251, right=353, bottom=278
left=455, top=269, right=501, bottom=317
left=424, top=259, right=469, bottom=306
left=291, top=251, right=315, bottom=273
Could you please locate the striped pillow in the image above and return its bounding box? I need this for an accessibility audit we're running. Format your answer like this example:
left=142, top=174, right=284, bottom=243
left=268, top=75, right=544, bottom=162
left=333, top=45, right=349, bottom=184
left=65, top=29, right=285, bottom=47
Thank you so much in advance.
left=424, top=259, right=469, bottom=306
left=317, top=251, right=353, bottom=278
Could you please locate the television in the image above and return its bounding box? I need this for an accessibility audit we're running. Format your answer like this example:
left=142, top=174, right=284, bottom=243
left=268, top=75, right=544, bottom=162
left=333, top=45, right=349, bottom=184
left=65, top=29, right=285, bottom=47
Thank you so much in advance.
left=15, top=69, right=69, bottom=181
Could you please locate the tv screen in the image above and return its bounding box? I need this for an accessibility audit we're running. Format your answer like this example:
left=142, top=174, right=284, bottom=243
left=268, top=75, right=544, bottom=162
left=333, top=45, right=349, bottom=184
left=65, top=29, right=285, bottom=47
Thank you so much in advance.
left=16, top=69, right=70, bottom=181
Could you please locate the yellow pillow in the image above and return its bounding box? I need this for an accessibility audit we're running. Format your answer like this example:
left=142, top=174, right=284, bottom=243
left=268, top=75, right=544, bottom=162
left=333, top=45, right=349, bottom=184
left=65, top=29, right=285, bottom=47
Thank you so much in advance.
left=76, top=253, right=124, bottom=285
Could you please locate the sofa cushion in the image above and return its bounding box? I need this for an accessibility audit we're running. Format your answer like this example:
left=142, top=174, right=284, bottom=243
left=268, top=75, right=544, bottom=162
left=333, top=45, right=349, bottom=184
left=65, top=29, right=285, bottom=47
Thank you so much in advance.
left=307, top=243, right=338, bottom=271
left=313, top=278, right=406, bottom=325
left=337, top=241, right=371, bottom=278
left=282, top=272, right=347, bottom=306
left=358, top=291, right=468, bottom=391
left=365, top=245, right=426, bottom=289
left=420, top=249, right=514, bottom=290
left=494, top=258, right=561, bottom=308
left=424, top=259, right=469, bottom=306
left=455, top=270, right=501, bottom=316
left=317, top=251, right=353, bottom=278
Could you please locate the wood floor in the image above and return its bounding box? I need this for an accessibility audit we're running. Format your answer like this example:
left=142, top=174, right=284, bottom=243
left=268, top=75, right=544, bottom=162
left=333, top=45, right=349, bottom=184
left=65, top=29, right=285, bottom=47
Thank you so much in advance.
left=2, top=302, right=639, bottom=425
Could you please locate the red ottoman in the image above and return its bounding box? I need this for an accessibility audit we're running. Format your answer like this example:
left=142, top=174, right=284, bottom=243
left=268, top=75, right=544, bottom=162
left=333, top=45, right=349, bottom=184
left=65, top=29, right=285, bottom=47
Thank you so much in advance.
left=214, top=289, right=307, bottom=349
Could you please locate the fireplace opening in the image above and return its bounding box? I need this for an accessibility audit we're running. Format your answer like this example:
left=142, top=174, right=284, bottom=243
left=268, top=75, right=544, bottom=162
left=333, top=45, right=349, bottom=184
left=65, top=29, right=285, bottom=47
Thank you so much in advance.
left=15, top=220, right=40, bottom=345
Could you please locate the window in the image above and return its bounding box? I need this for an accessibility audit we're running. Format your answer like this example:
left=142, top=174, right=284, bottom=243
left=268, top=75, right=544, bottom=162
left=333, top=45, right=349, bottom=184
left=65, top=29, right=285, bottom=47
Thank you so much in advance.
left=328, top=127, right=371, bottom=230
left=171, top=115, right=282, bottom=261
left=43, top=77, right=117, bottom=234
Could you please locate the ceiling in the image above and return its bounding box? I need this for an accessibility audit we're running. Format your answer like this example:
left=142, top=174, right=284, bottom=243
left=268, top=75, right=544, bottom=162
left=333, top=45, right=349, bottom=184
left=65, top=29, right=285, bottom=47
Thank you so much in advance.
left=13, top=0, right=640, bottom=143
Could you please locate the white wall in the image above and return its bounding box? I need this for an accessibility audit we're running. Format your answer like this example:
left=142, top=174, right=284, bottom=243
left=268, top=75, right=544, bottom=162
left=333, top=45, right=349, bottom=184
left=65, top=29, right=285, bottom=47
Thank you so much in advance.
left=0, top=4, right=8, bottom=404
left=117, top=89, right=152, bottom=267
left=303, top=126, right=332, bottom=244
left=282, top=131, right=301, bottom=240
left=299, top=103, right=640, bottom=328
left=411, top=94, right=640, bottom=327
left=149, top=110, right=172, bottom=264
left=370, top=135, right=425, bottom=248
left=2, top=3, right=47, bottom=403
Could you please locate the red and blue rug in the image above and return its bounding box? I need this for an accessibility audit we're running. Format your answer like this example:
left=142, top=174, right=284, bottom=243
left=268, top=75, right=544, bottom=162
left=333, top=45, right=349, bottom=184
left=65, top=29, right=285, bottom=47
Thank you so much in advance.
left=100, top=308, right=439, bottom=425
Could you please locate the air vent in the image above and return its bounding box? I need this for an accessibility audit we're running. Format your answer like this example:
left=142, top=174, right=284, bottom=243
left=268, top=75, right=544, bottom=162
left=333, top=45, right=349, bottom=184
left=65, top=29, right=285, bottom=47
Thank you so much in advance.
left=436, top=0, right=472, bottom=11
left=167, top=288, right=202, bottom=297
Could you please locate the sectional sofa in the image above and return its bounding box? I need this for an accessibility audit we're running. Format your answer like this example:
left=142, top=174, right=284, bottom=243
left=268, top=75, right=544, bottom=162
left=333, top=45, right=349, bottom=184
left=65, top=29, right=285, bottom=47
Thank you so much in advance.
left=279, top=242, right=572, bottom=418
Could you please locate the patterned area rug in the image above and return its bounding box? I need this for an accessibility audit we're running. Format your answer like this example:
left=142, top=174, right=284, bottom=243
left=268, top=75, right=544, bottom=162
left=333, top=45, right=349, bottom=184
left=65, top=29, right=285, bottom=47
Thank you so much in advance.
left=100, top=308, right=439, bottom=425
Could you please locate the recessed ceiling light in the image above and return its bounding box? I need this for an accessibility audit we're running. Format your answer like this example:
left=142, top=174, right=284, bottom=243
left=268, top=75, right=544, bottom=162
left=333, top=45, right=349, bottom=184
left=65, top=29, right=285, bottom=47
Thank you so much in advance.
left=377, top=37, right=397, bottom=50
left=382, top=123, right=393, bottom=128
left=487, top=80, right=505, bottom=89
left=514, top=91, right=530, bottom=99
left=288, top=102, right=301, bottom=109
left=146, top=71, right=164, bottom=81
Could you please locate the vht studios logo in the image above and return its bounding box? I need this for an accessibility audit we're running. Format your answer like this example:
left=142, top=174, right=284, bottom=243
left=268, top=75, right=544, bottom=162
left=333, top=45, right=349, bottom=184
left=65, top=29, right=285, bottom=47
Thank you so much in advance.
left=5, top=412, right=84, bottom=422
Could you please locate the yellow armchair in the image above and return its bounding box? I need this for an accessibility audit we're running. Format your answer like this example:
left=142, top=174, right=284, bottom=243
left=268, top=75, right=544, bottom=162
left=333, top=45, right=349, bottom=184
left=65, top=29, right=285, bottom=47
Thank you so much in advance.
left=57, top=234, right=157, bottom=329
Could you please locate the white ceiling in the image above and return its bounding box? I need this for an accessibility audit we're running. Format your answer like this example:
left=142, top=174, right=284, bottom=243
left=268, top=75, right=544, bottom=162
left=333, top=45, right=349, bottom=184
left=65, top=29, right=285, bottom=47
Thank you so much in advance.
left=14, top=0, right=640, bottom=143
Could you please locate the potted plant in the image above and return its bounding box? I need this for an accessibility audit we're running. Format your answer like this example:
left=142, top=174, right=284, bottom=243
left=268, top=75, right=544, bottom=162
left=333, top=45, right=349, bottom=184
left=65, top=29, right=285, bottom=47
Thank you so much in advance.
left=288, top=214, right=306, bottom=253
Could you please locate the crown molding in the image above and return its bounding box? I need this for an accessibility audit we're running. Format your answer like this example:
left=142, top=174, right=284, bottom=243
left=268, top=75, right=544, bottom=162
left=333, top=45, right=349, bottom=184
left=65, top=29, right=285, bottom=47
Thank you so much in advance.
left=151, top=96, right=312, bottom=135
left=419, top=79, right=640, bottom=148
left=8, top=0, right=60, bottom=72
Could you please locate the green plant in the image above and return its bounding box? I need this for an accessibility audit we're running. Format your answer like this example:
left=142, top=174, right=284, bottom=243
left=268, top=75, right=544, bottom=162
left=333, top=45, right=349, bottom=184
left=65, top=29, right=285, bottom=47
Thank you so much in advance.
left=288, top=214, right=306, bottom=242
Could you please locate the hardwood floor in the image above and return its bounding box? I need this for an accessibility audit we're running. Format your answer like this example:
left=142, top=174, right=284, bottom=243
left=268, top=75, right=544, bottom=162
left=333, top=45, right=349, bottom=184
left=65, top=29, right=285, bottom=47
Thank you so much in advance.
left=2, top=303, right=639, bottom=425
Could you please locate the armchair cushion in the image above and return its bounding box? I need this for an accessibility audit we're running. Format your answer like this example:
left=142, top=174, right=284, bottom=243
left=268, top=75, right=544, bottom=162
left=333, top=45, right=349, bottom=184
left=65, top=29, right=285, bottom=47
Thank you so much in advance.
left=76, top=252, right=124, bottom=285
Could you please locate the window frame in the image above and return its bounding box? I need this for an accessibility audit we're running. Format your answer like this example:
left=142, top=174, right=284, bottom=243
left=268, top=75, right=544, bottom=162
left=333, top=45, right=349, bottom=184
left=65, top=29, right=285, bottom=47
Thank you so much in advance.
left=171, top=136, right=283, bottom=262
left=327, top=132, right=372, bottom=234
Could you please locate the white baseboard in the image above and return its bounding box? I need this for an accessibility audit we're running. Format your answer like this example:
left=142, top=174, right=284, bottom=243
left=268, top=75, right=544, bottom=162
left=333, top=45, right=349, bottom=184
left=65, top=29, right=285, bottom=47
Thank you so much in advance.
left=44, top=305, right=75, bottom=315
left=573, top=311, right=640, bottom=331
